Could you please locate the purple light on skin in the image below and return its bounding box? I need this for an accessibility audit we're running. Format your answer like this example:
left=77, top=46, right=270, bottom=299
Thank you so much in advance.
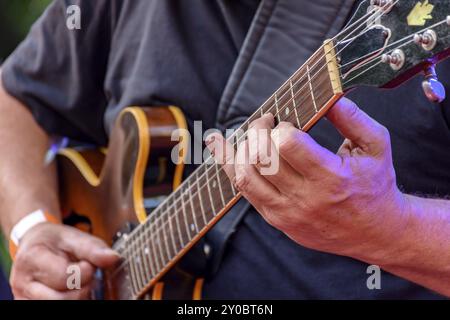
left=44, top=137, right=70, bottom=166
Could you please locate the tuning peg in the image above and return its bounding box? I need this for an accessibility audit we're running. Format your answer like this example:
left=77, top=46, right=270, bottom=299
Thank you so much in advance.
left=414, top=30, right=437, bottom=51
left=422, top=64, right=446, bottom=103
left=370, top=0, right=394, bottom=12
left=381, top=49, right=405, bottom=71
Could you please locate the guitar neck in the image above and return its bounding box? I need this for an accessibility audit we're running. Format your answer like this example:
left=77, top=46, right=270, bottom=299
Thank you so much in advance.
left=116, top=40, right=343, bottom=298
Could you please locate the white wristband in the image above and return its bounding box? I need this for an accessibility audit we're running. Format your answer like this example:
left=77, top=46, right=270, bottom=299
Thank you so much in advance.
left=10, top=210, right=52, bottom=246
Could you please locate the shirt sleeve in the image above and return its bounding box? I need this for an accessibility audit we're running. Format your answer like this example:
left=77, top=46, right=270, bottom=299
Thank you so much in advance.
left=1, top=0, right=114, bottom=145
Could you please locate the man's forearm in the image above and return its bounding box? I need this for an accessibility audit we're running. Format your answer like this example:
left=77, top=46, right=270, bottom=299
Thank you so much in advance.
left=360, top=195, right=450, bottom=297
left=0, top=71, right=60, bottom=236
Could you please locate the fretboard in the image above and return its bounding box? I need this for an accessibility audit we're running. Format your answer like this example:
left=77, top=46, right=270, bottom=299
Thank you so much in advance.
left=117, top=40, right=343, bottom=298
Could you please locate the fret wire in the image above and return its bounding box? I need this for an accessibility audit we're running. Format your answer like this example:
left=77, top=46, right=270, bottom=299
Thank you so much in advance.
left=172, top=201, right=186, bottom=247
left=149, top=217, right=162, bottom=274
left=159, top=208, right=172, bottom=262
left=143, top=223, right=157, bottom=280
left=230, top=179, right=237, bottom=196
left=135, top=232, right=148, bottom=288
left=289, top=79, right=302, bottom=129
left=185, top=181, right=200, bottom=233
left=274, top=93, right=281, bottom=123
left=131, top=230, right=144, bottom=292
left=179, top=188, right=193, bottom=240
left=126, top=248, right=139, bottom=296
left=155, top=213, right=168, bottom=267
left=167, top=207, right=179, bottom=254
left=194, top=171, right=208, bottom=224
left=140, top=225, right=153, bottom=283
left=204, top=165, right=217, bottom=215
left=216, top=166, right=236, bottom=203
left=209, top=164, right=225, bottom=213
left=214, top=163, right=226, bottom=207
left=307, top=65, right=318, bottom=113
left=132, top=235, right=143, bottom=291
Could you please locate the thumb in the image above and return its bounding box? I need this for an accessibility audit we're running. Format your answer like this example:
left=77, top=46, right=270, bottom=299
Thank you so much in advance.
left=326, top=97, right=390, bottom=156
left=59, top=226, right=120, bottom=268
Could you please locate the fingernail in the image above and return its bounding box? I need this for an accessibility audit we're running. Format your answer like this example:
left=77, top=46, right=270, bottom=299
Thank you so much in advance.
left=232, top=177, right=238, bottom=190
left=101, top=248, right=120, bottom=257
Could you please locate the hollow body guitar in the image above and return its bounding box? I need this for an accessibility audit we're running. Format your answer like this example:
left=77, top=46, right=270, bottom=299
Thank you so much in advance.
left=57, top=0, right=450, bottom=300
left=57, top=106, right=197, bottom=299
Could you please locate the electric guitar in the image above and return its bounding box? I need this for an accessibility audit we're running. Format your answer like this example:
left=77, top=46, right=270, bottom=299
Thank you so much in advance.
left=57, top=0, right=450, bottom=299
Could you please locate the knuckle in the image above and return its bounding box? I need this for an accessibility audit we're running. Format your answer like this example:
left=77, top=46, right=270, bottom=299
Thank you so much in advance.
left=377, top=124, right=391, bottom=145
left=327, top=167, right=351, bottom=196
left=14, top=244, right=39, bottom=266
left=346, top=100, right=361, bottom=120
left=248, top=151, right=259, bottom=165
left=278, top=128, right=299, bottom=154
left=258, top=151, right=271, bottom=166
left=9, top=271, right=22, bottom=294
left=249, top=117, right=264, bottom=129
left=235, top=175, right=250, bottom=192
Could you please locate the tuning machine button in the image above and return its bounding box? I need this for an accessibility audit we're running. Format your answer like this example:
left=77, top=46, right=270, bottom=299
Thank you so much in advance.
left=422, top=64, right=446, bottom=103
left=381, top=49, right=405, bottom=71
left=370, top=0, right=394, bottom=12
left=414, top=30, right=437, bottom=51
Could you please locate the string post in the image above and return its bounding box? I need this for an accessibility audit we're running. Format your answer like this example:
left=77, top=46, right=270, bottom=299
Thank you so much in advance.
left=414, top=29, right=437, bottom=51
left=381, top=49, right=405, bottom=71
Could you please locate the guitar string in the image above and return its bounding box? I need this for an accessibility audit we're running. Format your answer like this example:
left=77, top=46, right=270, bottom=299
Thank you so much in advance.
left=110, top=4, right=398, bottom=280
left=110, top=2, right=402, bottom=282
left=343, top=24, right=450, bottom=87
left=113, top=1, right=394, bottom=258
left=340, top=18, right=450, bottom=80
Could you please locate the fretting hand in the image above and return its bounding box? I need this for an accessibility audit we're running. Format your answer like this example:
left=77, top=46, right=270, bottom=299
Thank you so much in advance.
left=206, top=97, right=407, bottom=261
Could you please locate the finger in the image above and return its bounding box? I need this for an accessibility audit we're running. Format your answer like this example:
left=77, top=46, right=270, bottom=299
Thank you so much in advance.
left=20, top=248, right=94, bottom=290
left=206, top=132, right=235, bottom=181
left=326, top=97, right=390, bottom=156
left=23, top=281, right=92, bottom=300
left=247, top=113, right=274, bottom=166
left=235, top=139, right=282, bottom=206
left=271, top=122, right=341, bottom=179
left=58, top=227, right=120, bottom=268
left=247, top=117, right=303, bottom=193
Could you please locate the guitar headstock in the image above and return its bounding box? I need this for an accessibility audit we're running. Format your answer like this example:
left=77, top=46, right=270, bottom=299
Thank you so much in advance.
left=338, top=0, right=450, bottom=101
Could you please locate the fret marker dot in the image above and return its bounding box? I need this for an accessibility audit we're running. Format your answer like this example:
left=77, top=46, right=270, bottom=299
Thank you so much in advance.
left=285, top=107, right=290, bottom=116
left=190, top=224, right=195, bottom=232
left=212, top=180, right=217, bottom=188
left=144, top=247, right=150, bottom=255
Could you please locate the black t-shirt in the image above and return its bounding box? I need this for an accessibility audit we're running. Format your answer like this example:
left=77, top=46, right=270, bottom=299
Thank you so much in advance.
left=2, top=0, right=258, bottom=145
left=2, top=0, right=449, bottom=299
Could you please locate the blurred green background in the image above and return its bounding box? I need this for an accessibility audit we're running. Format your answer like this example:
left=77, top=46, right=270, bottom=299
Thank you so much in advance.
left=0, top=0, right=51, bottom=276
left=0, top=0, right=51, bottom=62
